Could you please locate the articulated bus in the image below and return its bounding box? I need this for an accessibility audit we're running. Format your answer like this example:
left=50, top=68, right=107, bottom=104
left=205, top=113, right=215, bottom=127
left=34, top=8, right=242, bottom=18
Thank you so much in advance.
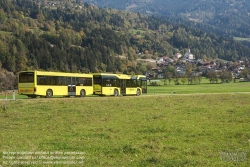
left=18, top=71, right=93, bottom=98
left=18, top=71, right=147, bottom=98
left=93, top=73, right=147, bottom=96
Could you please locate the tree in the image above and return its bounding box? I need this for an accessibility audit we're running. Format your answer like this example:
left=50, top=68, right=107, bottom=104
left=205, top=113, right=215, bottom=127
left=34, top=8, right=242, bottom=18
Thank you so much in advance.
left=219, top=71, right=233, bottom=83
left=187, top=73, right=194, bottom=84
left=180, top=75, right=187, bottom=85
left=240, top=68, right=249, bottom=78
left=166, top=72, right=172, bottom=85
left=0, top=68, right=16, bottom=90
left=197, top=73, right=202, bottom=84
left=206, top=71, right=218, bottom=83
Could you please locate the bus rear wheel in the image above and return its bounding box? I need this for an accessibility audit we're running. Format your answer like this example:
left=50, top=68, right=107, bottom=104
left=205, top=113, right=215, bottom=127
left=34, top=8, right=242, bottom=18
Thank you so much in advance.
left=114, top=89, right=119, bottom=96
left=80, top=89, right=86, bottom=97
left=46, top=89, right=53, bottom=98
left=136, top=89, right=141, bottom=96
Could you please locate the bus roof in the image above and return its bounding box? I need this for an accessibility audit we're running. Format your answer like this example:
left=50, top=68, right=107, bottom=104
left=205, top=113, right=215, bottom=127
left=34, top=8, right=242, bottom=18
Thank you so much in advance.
left=131, top=75, right=147, bottom=80
left=92, top=73, right=131, bottom=79
left=117, top=74, right=131, bottom=79
left=19, top=71, right=93, bottom=77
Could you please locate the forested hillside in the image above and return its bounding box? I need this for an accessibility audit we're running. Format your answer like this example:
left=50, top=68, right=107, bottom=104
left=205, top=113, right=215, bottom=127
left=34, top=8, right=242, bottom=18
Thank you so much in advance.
left=83, top=0, right=250, bottom=39
left=0, top=0, right=250, bottom=80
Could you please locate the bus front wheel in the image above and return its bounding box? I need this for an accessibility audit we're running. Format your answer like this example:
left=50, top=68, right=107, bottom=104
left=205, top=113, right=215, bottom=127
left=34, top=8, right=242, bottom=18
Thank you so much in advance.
left=46, top=89, right=53, bottom=98
left=114, top=89, right=119, bottom=96
left=136, top=89, right=141, bottom=96
left=80, top=89, right=86, bottom=97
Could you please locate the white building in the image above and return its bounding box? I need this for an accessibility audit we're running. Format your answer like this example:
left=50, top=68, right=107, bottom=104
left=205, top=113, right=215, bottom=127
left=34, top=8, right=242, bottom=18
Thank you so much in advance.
left=184, top=49, right=195, bottom=60
left=175, top=52, right=182, bottom=59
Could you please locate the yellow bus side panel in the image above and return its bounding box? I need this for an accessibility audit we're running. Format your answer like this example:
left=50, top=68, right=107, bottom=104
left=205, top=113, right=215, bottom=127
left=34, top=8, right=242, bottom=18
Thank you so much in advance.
left=126, top=88, right=137, bottom=95
left=76, top=86, right=93, bottom=96
left=101, top=87, right=120, bottom=96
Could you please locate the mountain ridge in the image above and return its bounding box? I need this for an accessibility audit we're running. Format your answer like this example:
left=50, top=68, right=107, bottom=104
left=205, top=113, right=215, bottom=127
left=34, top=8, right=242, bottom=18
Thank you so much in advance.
left=0, top=0, right=250, bottom=76
left=82, top=0, right=250, bottom=38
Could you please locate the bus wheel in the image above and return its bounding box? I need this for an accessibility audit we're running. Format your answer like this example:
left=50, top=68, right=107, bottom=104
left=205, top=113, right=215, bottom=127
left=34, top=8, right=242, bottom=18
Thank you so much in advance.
left=114, top=89, right=119, bottom=96
left=136, top=89, right=141, bottom=96
left=46, top=89, right=53, bottom=98
left=80, top=89, right=86, bottom=97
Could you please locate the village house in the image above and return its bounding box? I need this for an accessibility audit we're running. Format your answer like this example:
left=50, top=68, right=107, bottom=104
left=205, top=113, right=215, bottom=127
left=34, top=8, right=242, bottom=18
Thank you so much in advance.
left=184, top=49, right=195, bottom=60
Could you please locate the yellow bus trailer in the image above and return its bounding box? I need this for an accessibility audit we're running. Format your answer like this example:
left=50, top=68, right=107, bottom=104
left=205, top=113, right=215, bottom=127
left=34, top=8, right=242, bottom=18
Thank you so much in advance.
left=18, top=71, right=93, bottom=98
left=93, top=73, right=147, bottom=96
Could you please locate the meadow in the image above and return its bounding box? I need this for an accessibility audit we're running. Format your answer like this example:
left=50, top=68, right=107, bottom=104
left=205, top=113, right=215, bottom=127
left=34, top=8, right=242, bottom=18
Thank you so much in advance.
left=234, top=37, right=250, bottom=42
left=0, top=30, right=12, bottom=35
left=0, top=93, right=250, bottom=166
left=1, top=78, right=249, bottom=99
left=147, top=81, right=250, bottom=95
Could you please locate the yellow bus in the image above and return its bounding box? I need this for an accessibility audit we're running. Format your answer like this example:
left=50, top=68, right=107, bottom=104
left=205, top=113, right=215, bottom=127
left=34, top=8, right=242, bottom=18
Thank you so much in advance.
left=131, top=75, right=147, bottom=94
left=18, top=71, right=93, bottom=98
left=93, top=73, right=147, bottom=96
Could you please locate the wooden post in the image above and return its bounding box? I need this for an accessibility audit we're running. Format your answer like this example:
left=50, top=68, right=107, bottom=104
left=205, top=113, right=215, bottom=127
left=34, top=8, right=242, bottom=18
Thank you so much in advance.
left=4, top=90, right=7, bottom=110
left=12, top=90, right=15, bottom=100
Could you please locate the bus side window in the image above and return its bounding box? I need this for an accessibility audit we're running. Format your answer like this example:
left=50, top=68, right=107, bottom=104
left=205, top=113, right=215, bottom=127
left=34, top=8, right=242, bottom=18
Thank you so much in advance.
left=67, top=77, right=71, bottom=85
left=45, top=77, right=51, bottom=85
left=37, top=76, right=45, bottom=85
left=41, top=78, right=45, bottom=85
left=126, top=80, right=131, bottom=87
left=76, top=78, right=80, bottom=86
left=85, top=78, right=92, bottom=86
left=58, top=77, right=62, bottom=85
left=82, top=78, right=85, bottom=86
left=62, top=77, right=67, bottom=85
left=71, top=77, right=75, bottom=85
left=51, top=77, right=56, bottom=85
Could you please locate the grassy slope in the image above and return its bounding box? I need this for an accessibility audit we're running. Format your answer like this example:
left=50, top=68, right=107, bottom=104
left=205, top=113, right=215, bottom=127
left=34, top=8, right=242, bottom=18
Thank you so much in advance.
left=148, top=79, right=250, bottom=95
left=234, top=37, right=250, bottom=42
left=148, top=82, right=250, bottom=94
left=0, top=31, right=12, bottom=35
left=0, top=94, right=250, bottom=166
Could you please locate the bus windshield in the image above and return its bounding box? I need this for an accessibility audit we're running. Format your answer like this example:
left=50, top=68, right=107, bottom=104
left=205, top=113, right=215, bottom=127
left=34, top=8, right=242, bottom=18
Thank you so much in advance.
left=19, top=72, right=34, bottom=83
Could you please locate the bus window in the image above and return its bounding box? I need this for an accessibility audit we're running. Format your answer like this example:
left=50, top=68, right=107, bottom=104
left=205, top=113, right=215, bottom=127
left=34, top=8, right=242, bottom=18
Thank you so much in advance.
left=112, top=79, right=119, bottom=87
left=93, top=76, right=102, bottom=84
left=103, top=79, right=111, bottom=87
left=19, top=72, right=34, bottom=83
left=137, top=80, right=142, bottom=87
left=85, top=78, right=92, bottom=86
left=51, top=77, right=56, bottom=85
left=111, top=79, right=116, bottom=86
left=126, top=80, right=137, bottom=87
left=67, top=77, right=71, bottom=85
left=77, top=77, right=92, bottom=86
left=77, top=77, right=84, bottom=86
left=37, top=76, right=45, bottom=85
left=45, top=77, right=51, bottom=85
left=71, top=77, right=76, bottom=85
left=57, top=77, right=65, bottom=85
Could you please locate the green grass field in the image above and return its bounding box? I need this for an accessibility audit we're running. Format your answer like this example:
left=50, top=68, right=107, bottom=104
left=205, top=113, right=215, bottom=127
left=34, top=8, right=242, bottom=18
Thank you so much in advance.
left=148, top=81, right=250, bottom=95
left=0, top=79, right=249, bottom=99
left=234, top=37, right=250, bottom=42
left=0, top=94, right=250, bottom=166
left=0, top=30, right=12, bottom=35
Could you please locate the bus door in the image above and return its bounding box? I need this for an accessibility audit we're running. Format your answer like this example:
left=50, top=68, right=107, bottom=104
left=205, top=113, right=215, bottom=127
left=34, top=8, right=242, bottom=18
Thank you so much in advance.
left=141, top=80, right=147, bottom=94
left=68, top=77, right=76, bottom=96
left=120, top=79, right=126, bottom=95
